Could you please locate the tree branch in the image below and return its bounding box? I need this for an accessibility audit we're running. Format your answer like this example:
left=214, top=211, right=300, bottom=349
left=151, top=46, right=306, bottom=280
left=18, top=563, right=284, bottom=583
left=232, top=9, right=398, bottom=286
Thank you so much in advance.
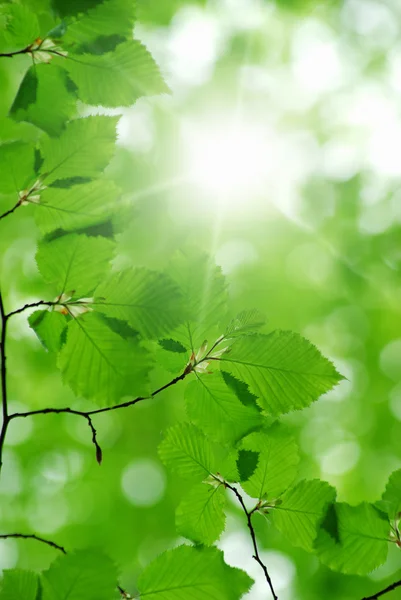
left=223, top=480, right=278, bottom=600
left=0, top=200, right=22, bottom=222
left=0, top=292, right=10, bottom=473
left=0, top=46, right=32, bottom=58
left=6, top=300, right=56, bottom=318
left=8, top=367, right=192, bottom=465
left=0, top=533, right=66, bottom=554
left=361, top=580, right=401, bottom=600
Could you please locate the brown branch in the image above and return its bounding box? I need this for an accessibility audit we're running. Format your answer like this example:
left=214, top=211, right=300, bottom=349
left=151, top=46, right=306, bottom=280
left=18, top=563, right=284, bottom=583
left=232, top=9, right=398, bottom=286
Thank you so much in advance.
left=361, top=580, right=401, bottom=600
left=0, top=533, right=66, bottom=554
left=0, top=200, right=22, bottom=221
left=223, top=480, right=278, bottom=600
left=7, top=300, right=56, bottom=318
left=0, top=292, right=10, bottom=473
left=0, top=46, right=32, bottom=58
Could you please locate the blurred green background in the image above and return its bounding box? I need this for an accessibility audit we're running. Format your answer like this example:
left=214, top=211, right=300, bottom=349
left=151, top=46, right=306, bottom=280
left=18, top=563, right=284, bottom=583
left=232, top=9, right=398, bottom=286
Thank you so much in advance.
left=1, top=0, right=401, bottom=598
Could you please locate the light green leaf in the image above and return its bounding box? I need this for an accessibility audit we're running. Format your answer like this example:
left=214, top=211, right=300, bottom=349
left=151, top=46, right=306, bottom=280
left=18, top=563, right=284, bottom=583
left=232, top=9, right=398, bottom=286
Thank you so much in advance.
left=63, top=0, right=136, bottom=48
left=168, top=251, right=228, bottom=349
left=29, top=310, right=67, bottom=352
left=58, top=313, right=151, bottom=404
left=95, top=268, right=184, bottom=339
left=381, top=468, right=401, bottom=520
left=225, top=309, right=266, bottom=338
left=176, top=482, right=227, bottom=545
left=0, top=4, right=39, bottom=53
left=36, top=233, right=115, bottom=296
left=0, top=569, right=39, bottom=600
left=220, top=331, right=342, bottom=416
left=270, top=479, right=336, bottom=552
left=40, top=116, right=118, bottom=183
left=159, top=423, right=223, bottom=482
left=10, top=64, right=75, bottom=136
left=0, top=141, right=35, bottom=195
left=41, top=549, right=117, bottom=600
left=240, top=429, right=299, bottom=499
left=315, top=502, right=390, bottom=574
left=35, top=179, right=119, bottom=235
left=64, top=40, right=168, bottom=107
left=185, top=373, right=262, bottom=444
left=137, top=545, right=253, bottom=600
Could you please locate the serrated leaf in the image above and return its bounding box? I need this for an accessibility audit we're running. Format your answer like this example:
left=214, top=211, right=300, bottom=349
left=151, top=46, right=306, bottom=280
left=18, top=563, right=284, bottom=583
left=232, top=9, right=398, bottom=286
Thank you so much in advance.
left=225, top=309, right=266, bottom=338
left=219, top=331, right=342, bottom=416
left=35, top=179, right=119, bottom=235
left=237, top=449, right=259, bottom=482
left=159, top=423, right=223, bottom=482
left=10, top=65, right=76, bottom=136
left=185, top=373, right=262, bottom=444
left=240, top=429, right=299, bottom=499
left=168, top=251, right=228, bottom=349
left=63, top=0, right=136, bottom=48
left=159, top=339, right=187, bottom=353
left=221, top=372, right=261, bottom=411
left=41, top=549, right=117, bottom=600
left=40, top=116, right=118, bottom=184
left=58, top=313, right=151, bottom=404
left=0, top=141, right=35, bottom=194
left=315, top=502, right=390, bottom=575
left=64, top=40, right=168, bottom=107
left=0, top=569, right=39, bottom=600
left=29, top=310, right=67, bottom=352
left=36, top=233, right=115, bottom=296
left=270, top=479, right=336, bottom=552
left=176, top=482, right=227, bottom=545
left=137, top=545, right=253, bottom=600
left=0, top=4, right=39, bottom=53
left=381, top=468, right=401, bottom=520
left=95, top=268, right=184, bottom=339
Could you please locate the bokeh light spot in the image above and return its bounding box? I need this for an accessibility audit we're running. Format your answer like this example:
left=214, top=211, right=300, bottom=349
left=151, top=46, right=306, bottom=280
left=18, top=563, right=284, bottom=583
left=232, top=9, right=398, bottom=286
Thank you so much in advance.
left=121, top=458, right=166, bottom=507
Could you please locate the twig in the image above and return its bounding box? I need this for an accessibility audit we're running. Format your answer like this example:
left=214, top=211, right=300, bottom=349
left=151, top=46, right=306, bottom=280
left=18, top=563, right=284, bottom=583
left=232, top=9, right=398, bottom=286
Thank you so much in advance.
left=223, top=480, right=278, bottom=600
left=0, top=292, right=10, bottom=472
left=0, top=201, right=22, bottom=221
left=0, top=47, right=32, bottom=58
left=0, top=533, right=66, bottom=554
left=7, top=300, right=55, bottom=318
left=8, top=368, right=191, bottom=465
left=361, top=580, right=401, bottom=600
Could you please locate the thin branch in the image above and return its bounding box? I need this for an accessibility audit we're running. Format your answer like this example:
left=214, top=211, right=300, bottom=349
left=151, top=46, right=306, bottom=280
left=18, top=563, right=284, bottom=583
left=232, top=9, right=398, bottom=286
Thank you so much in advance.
left=223, top=480, right=278, bottom=600
left=9, top=367, right=192, bottom=464
left=0, top=292, right=10, bottom=472
left=0, top=200, right=22, bottom=222
left=0, top=533, right=66, bottom=554
left=0, top=46, right=32, bottom=58
left=361, top=580, right=401, bottom=600
left=7, top=300, right=55, bottom=318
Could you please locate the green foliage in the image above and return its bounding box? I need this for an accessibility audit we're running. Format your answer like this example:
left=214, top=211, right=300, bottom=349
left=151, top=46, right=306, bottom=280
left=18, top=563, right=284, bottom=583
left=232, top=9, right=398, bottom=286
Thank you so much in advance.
left=0, top=570, right=39, bottom=600
left=137, top=545, right=253, bottom=599
left=176, top=482, right=227, bottom=545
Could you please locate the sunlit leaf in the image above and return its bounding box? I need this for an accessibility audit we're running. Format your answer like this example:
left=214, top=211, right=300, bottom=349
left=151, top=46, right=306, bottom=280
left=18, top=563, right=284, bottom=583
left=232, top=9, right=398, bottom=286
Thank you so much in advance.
left=0, top=569, right=39, bottom=600
left=137, top=545, right=253, bottom=600
left=381, top=468, right=401, bottom=520
left=176, top=482, right=227, bottom=545
left=29, top=310, right=67, bottom=352
left=0, top=4, right=39, bottom=53
left=0, top=141, right=35, bottom=195
left=220, top=331, right=342, bottom=416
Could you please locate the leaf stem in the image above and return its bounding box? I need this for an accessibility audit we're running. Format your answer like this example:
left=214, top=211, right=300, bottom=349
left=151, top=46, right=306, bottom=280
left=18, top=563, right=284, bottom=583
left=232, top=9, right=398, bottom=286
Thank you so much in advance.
left=361, top=580, right=401, bottom=600
left=223, top=480, right=278, bottom=600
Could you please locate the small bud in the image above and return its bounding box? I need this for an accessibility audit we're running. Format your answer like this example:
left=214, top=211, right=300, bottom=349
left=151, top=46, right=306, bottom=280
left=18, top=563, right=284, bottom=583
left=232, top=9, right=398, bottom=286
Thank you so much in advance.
left=96, top=445, right=103, bottom=465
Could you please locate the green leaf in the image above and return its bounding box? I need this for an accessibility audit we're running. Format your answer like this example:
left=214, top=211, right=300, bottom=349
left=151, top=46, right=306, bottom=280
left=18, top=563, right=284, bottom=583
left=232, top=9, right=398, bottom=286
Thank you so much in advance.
left=64, top=40, right=168, bottom=107
left=0, top=4, right=39, bottom=53
left=236, top=449, right=259, bottom=481
left=36, top=233, right=115, bottom=296
left=185, top=373, right=262, bottom=444
left=270, top=479, right=336, bottom=552
left=381, top=468, right=401, bottom=520
left=168, top=251, right=228, bottom=349
left=58, top=313, right=151, bottom=404
left=219, top=331, right=342, bottom=416
left=176, top=482, right=227, bottom=545
left=41, top=549, right=117, bottom=600
left=0, top=569, right=39, bottom=600
left=137, top=545, right=253, bottom=600
left=95, top=268, right=184, bottom=339
left=159, top=339, right=187, bottom=353
left=34, top=179, right=119, bottom=235
left=63, top=0, right=136, bottom=48
left=221, top=372, right=261, bottom=411
left=240, top=429, right=299, bottom=499
left=40, top=116, right=118, bottom=184
left=315, top=502, right=390, bottom=574
left=159, top=423, right=223, bottom=482
left=0, top=141, right=35, bottom=194
left=225, top=309, right=266, bottom=338
left=29, top=310, right=67, bottom=352
left=10, top=65, right=76, bottom=136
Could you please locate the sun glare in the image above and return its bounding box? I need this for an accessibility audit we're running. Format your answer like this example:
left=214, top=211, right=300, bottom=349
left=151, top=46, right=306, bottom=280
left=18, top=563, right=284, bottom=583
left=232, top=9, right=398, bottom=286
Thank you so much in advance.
left=183, top=118, right=270, bottom=202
